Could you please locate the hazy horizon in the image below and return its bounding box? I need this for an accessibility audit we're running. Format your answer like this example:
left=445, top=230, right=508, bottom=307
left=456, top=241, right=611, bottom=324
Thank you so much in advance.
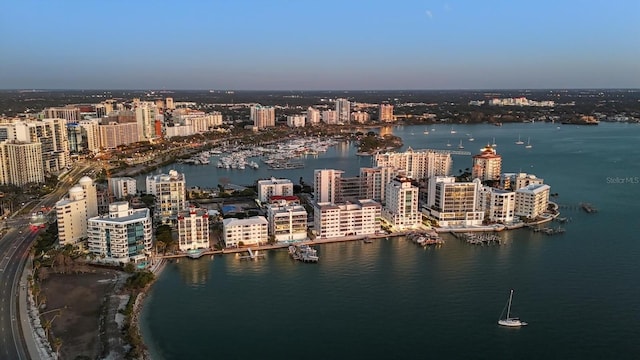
left=2, top=0, right=639, bottom=90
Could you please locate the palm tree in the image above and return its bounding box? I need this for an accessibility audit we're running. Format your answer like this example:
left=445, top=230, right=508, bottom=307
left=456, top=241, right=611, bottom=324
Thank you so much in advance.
left=53, top=337, right=62, bottom=357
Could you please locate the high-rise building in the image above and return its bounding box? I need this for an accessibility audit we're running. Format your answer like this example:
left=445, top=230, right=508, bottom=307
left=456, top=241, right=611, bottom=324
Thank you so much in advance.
left=223, top=216, right=268, bottom=247
left=4, top=141, right=44, bottom=186
left=257, top=177, right=294, bottom=203
left=146, top=170, right=187, bottom=224
left=44, top=106, right=81, bottom=122
left=55, top=185, right=88, bottom=246
left=79, top=119, right=101, bottom=153
left=14, top=118, right=70, bottom=175
left=78, top=176, right=98, bottom=218
left=427, top=177, right=484, bottom=227
left=313, top=199, right=381, bottom=239
left=306, top=107, right=321, bottom=125
left=88, top=202, right=152, bottom=264
left=177, top=207, right=210, bottom=251
left=515, top=184, right=550, bottom=219
left=383, top=177, right=421, bottom=229
left=373, top=148, right=452, bottom=180
left=267, top=199, right=308, bottom=242
left=335, top=98, right=351, bottom=124
left=135, top=103, right=158, bottom=142
left=99, top=122, right=140, bottom=149
left=165, top=97, right=175, bottom=110
left=250, top=105, right=276, bottom=129
left=314, top=169, right=343, bottom=204
left=286, top=115, right=306, bottom=128
left=379, top=104, right=394, bottom=122
left=359, top=166, right=394, bottom=202
left=108, top=177, right=137, bottom=199
left=478, top=187, right=516, bottom=223
left=500, top=173, right=544, bottom=191
left=472, top=145, right=502, bottom=181
left=350, top=111, right=370, bottom=123
left=321, top=110, right=337, bottom=125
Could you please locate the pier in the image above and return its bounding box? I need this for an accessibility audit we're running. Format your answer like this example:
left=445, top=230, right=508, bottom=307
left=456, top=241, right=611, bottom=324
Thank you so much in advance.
left=407, top=231, right=445, bottom=246
left=453, top=232, right=502, bottom=245
left=289, top=244, right=319, bottom=263
left=238, top=248, right=266, bottom=260
left=531, top=226, right=566, bottom=235
left=580, top=203, right=598, bottom=213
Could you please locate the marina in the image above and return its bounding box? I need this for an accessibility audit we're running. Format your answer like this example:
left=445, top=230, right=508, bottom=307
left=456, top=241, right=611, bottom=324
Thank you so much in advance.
left=288, top=244, right=319, bottom=263
left=453, top=232, right=502, bottom=245
left=407, top=231, right=445, bottom=246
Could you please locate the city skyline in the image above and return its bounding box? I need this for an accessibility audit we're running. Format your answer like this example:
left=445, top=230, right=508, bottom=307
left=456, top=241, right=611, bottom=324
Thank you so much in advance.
left=1, top=0, right=639, bottom=90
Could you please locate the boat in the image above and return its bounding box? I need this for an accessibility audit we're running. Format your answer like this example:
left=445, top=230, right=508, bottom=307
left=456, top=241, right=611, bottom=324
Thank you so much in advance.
left=491, top=137, right=497, bottom=147
left=515, top=135, right=524, bottom=145
left=450, top=127, right=456, bottom=134
left=363, top=237, right=373, bottom=244
left=458, top=140, right=464, bottom=149
left=289, top=244, right=319, bottom=263
left=468, top=134, right=475, bottom=141
left=498, top=289, right=527, bottom=327
left=446, top=141, right=451, bottom=147
left=525, top=138, right=532, bottom=149
left=423, top=130, right=430, bottom=135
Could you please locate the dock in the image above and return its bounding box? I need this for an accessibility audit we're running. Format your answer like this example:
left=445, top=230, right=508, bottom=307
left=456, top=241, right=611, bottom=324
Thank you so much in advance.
left=580, top=203, right=598, bottom=213
left=531, top=226, right=566, bottom=235
left=288, top=244, right=319, bottom=263
left=453, top=232, right=502, bottom=245
left=407, top=231, right=445, bottom=246
left=238, top=248, right=266, bottom=260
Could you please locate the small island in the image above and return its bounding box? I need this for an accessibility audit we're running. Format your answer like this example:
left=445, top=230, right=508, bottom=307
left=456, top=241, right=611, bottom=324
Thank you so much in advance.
left=357, top=131, right=403, bottom=155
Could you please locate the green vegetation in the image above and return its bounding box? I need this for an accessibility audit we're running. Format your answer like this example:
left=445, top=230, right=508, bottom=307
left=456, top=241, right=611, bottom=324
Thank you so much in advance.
left=358, top=133, right=403, bottom=154
left=155, top=224, right=176, bottom=254
left=124, top=271, right=155, bottom=290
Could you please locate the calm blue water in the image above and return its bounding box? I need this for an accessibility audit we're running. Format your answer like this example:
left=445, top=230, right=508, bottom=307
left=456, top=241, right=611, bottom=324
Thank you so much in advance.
left=141, top=123, right=640, bottom=359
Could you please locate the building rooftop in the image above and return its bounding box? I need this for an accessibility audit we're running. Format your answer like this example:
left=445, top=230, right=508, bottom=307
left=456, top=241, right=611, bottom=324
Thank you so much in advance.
left=223, top=216, right=268, bottom=227
left=516, top=183, right=551, bottom=194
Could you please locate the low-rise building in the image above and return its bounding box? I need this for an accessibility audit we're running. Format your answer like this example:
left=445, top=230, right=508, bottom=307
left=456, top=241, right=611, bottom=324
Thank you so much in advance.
left=479, top=187, right=516, bottom=223
left=108, top=177, right=138, bottom=199
left=223, top=216, right=268, bottom=247
left=313, top=200, right=381, bottom=239
left=257, top=177, right=294, bottom=203
left=56, top=185, right=88, bottom=246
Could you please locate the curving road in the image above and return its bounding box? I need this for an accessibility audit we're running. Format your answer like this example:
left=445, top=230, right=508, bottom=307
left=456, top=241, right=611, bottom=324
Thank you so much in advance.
left=0, top=162, right=93, bottom=360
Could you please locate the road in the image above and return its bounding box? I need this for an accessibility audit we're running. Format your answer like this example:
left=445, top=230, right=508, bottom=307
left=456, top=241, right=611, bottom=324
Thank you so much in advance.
left=0, top=162, right=92, bottom=360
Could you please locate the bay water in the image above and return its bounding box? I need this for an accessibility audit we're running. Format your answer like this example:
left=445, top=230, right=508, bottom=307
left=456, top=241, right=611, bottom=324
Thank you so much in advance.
left=140, top=123, right=640, bottom=359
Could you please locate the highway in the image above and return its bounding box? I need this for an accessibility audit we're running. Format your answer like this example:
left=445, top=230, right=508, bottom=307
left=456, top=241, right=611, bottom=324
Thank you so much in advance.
left=0, top=162, right=92, bottom=360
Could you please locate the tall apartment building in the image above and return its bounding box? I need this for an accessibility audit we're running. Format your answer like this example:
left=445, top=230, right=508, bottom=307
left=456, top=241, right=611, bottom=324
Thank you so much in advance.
left=135, top=103, right=158, bottom=142
left=165, top=97, right=175, bottom=110
left=14, top=118, right=70, bottom=175
left=286, top=115, right=306, bottom=128
left=99, top=122, right=140, bottom=149
left=427, top=177, right=484, bottom=227
left=223, top=216, right=268, bottom=247
left=351, top=111, right=370, bottom=123
left=379, top=104, right=394, bottom=122
left=257, top=177, right=294, bottom=203
left=373, top=148, right=452, bottom=180
left=335, top=98, right=351, bottom=124
left=146, top=170, right=187, bottom=224
left=79, top=119, right=101, bottom=153
left=177, top=207, right=210, bottom=251
left=359, top=166, right=394, bottom=202
left=338, top=176, right=362, bottom=203
left=472, top=145, right=502, bottom=181
left=515, top=184, right=550, bottom=219
left=78, top=176, right=98, bottom=218
left=314, top=169, right=343, bottom=204
left=108, top=177, right=137, bottom=199
left=267, top=199, right=308, bottom=242
left=322, top=110, right=337, bottom=125
left=250, top=105, right=276, bottom=129
left=87, top=202, right=153, bottom=264
left=4, top=141, right=44, bottom=186
left=383, top=177, right=421, bottom=229
left=478, top=187, right=516, bottom=223
left=44, top=106, right=81, bottom=122
left=55, top=185, right=88, bottom=246
left=313, top=199, right=381, bottom=239
left=306, top=107, right=321, bottom=125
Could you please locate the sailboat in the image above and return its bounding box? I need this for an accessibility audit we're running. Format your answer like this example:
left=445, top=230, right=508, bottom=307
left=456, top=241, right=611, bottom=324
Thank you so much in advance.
left=458, top=140, right=464, bottom=149
left=450, top=126, right=456, bottom=134
left=515, top=135, right=524, bottom=145
left=468, top=134, right=475, bottom=142
left=498, top=289, right=527, bottom=327
left=491, top=137, right=497, bottom=147
left=525, top=138, right=532, bottom=149
left=446, top=140, right=451, bottom=147
left=423, top=127, right=430, bottom=135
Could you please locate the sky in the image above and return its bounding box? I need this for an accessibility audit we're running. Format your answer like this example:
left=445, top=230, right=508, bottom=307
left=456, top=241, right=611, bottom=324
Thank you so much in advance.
left=1, top=0, right=639, bottom=90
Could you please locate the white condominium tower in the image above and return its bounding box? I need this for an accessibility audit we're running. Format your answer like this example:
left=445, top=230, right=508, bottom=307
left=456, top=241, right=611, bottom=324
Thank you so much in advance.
left=383, top=177, right=420, bottom=229
left=177, top=207, right=210, bottom=251
left=314, top=169, right=343, bottom=204
left=87, top=202, right=153, bottom=264
left=146, top=170, right=187, bottom=224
